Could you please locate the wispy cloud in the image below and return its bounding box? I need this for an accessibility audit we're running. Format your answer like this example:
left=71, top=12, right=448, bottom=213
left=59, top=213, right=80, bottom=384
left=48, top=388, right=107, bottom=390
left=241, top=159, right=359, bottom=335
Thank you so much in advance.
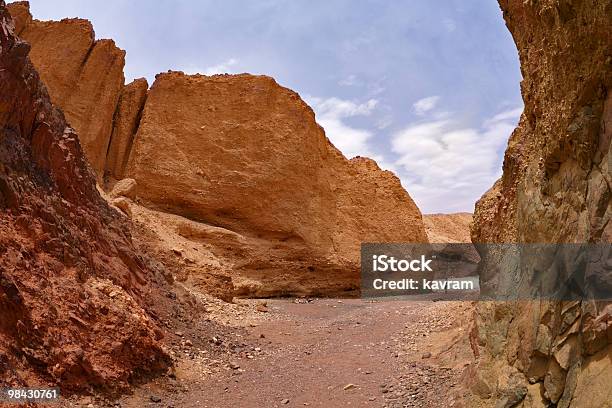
left=307, top=96, right=377, bottom=159
left=338, top=74, right=358, bottom=86
left=174, top=58, right=240, bottom=76
left=413, top=96, right=440, bottom=116
left=203, top=58, right=240, bottom=75
left=392, top=103, right=522, bottom=213
left=307, top=96, right=395, bottom=172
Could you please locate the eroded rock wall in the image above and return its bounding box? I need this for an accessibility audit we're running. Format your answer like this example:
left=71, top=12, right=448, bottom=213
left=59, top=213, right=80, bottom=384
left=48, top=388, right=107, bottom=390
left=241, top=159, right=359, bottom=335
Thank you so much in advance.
left=125, top=73, right=427, bottom=295
left=0, top=2, right=169, bottom=392
left=7, top=1, right=125, bottom=176
left=7, top=2, right=428, bottom=297
left=470, top=1, right=612, bottom=406
left=423, top=213, right=473, bottom=243
left=105, top=78, right=148, bottom=179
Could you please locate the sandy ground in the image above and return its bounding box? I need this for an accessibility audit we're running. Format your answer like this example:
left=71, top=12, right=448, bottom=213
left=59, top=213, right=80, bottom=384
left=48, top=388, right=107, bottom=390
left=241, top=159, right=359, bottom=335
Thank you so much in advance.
left=60, top=297, right=474, bottom=408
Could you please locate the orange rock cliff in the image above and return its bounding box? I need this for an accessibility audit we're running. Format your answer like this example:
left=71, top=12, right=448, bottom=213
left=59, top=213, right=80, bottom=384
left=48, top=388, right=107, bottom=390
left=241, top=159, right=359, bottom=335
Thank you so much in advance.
left=6, top=1, right=429, bottom=298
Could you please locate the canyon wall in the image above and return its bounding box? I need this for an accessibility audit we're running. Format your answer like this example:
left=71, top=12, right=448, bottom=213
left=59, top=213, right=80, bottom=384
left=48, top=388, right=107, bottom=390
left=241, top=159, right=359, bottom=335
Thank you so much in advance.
left=470, top=0, right=612, bottom=407
left=0, top=1, right=169, bottom=392
left=7, top=2, right=428, bottom=297
left=8, top=1, right=125, bottom=176
left=423, top=213, right=473, bottom=243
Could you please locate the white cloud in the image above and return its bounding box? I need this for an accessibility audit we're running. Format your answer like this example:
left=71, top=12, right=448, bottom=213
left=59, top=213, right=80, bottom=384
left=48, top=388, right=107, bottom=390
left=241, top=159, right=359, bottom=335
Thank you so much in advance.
left=307, top=97, right=377, bottom=159
left=392, top=106, right=522, bottom=213
left=175, top=59, right=240, bottom=76
left=339, top=74, right=358, bottom=86
left=413, top=96, right=440, bottom=116
left=443, top=18, right=457, bottom=33
left=200, top=58, right=239, bottom=75
left=376, top=115, right=393, bottom=130
left=308, top=96, right=394, bottom=172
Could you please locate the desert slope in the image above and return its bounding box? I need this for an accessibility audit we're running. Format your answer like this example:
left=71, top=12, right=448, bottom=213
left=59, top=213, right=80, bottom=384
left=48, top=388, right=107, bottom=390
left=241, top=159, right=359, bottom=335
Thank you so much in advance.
left=423, top=213, right=473, bottom=243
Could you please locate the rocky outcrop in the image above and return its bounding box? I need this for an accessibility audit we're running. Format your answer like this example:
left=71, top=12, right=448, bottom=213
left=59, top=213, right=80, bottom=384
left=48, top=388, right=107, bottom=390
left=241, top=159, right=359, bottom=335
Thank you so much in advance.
left=123, top=72, right=427, bottom=295
left=7, top=1, right=125, bottom=176
left=105, top=78, right=148, bottom=179
left=470, top=0, right=612, bottom=406
left=7, top=2, right=428, bottom=297
left=0, top=2, right=169, bottom=392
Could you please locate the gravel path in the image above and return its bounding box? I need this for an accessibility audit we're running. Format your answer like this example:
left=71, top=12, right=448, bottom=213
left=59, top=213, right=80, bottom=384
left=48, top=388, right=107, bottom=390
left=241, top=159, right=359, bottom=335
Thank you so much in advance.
left=111, top=298, right=473, bottom=408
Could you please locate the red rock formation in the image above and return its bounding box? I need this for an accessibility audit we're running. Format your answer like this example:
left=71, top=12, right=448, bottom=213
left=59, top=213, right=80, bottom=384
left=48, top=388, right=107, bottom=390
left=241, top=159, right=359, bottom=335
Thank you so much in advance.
left=0, top=1, right=169, bottom=392
left=6, top=2, right=429, bottom=297
left=7, top=1, right=125, bottom=176
left=470, top=0, right=612, bottom=406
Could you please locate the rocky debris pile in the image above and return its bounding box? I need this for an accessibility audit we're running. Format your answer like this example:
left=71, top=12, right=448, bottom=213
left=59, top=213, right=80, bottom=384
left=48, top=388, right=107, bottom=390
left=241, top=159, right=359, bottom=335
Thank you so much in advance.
left=383, top=364, right=461, bottom=408
left=470, top=0, right=612, bottom=406
left=7, top=2, right=429, bottom=298
left=0, top=1, right=170, bottom=392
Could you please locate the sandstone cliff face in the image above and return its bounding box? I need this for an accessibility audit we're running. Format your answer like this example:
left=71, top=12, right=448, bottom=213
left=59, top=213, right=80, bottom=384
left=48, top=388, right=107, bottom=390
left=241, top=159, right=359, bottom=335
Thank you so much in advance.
left=7, top=1, right=428, bottom=298
left=470, top=1, right=612, bottom=406
left=423, top=213, right=473, bottom=243
left=124, top=72, right=427, bottom=295
left=0, top=2, right=169, bottom=391
left=126, top=72, right=426, bottom=258
left=7, top=1, right=125, bottom=176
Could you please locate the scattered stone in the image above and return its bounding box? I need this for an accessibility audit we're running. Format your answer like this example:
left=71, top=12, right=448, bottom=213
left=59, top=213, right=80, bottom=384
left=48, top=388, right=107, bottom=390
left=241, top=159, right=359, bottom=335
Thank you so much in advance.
left=281, top=398, right=290, bottom=404
left=421, top=352, right=432, bottom=359
left=343, top=384, right=356, bottom=390
left=149, top=395, right=162, bottom=403
left=229, top=362, right=240, bottom=370
left=111, top=197, right=132, bottom=218
left=110, top=178, right=137, bottom=199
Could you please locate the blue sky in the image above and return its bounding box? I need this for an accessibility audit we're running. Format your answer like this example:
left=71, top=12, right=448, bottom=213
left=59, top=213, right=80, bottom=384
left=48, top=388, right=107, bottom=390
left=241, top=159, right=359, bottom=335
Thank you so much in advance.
left=25, top=0, right=523, bottom=213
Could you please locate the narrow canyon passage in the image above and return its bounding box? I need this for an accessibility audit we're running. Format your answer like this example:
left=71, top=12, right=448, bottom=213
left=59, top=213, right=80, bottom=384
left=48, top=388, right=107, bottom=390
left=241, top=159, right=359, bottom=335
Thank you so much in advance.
left=111, top=298, right=473, bottom=408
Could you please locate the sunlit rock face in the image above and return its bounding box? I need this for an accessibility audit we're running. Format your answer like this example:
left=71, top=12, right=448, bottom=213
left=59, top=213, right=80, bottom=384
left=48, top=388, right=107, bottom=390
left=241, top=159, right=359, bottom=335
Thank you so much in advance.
left=470, top=0, right=612, bottom=406
left=7, top=2, right=428, bottom=298
left=8, top=1, right=125, bottom=176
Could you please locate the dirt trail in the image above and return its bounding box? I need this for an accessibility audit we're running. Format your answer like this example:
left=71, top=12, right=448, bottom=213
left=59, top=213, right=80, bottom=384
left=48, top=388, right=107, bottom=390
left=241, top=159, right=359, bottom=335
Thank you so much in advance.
left=103, top=298, right=473, bottom=408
